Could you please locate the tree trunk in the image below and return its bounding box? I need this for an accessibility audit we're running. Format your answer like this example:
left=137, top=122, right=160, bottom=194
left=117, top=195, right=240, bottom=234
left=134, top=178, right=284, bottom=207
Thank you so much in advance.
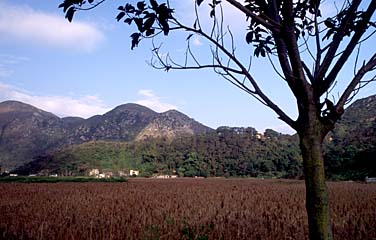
left=299, top=123, right=333, bottom=240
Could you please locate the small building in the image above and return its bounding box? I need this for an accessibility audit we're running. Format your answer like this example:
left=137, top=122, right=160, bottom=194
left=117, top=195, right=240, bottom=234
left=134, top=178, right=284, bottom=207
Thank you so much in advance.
left=118, top=171, right=127, bottom=177
left=9, top=173, right=18, bottom=177
left=89, top=169, right=100, bottom=177
left=155, top=175, right=178, bottom=179
left=365, top=177, right=376, bottom=183
left=130, top=170, right=139, bottom=176
left=103, top=172, right=113, bottom=178
left=256, top=133, right=264, bottom=140
left=97, top=173, right=106, bottom=179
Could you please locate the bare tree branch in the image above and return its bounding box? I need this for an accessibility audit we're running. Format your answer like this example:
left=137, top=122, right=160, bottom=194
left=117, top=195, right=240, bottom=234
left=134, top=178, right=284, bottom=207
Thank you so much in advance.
left=313, top=1, right=322, bottom=81
left=316, top=0, right=362, bottom=86
left=73, top=0, right=106, bottom=11
left=336, top=53, right=376, bottom=114
left=318, top=0, right=376, bottom=96
left=280, top=0, right=312, bottom=102
left=225, top=0, right=281, bottom=33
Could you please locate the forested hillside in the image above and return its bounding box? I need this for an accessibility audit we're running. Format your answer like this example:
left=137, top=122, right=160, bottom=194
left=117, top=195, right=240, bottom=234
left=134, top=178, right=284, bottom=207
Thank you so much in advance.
left=324, top=95, right=376, bottom=180
left=4, top=95, right=376, bottom=180
left=15, top=127, right=303, bottom=178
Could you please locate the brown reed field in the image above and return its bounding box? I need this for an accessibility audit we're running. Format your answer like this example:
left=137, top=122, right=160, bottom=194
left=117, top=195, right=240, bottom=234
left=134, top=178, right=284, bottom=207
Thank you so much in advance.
left=0, top=179, right=375, bottom=240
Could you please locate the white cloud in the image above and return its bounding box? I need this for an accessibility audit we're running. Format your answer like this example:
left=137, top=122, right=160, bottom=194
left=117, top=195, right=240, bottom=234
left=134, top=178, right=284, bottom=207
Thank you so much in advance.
left=0, top=2, right=104, bottom=52
left=0, top=82, right=110, bottom=118
left=136, top=89, right=177, bottom=112
left=138, top=89, right=155, bottom=98
left=0, top=54, right=30, bottom=64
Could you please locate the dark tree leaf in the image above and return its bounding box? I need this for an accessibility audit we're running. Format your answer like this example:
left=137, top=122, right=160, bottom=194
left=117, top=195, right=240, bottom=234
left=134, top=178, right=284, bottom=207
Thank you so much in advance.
left=197, top=0, right=204, bottom=6
left=146, top=28, right=155, bottom=36
left=160, top=20, right=170, bottom=35
left=88, top=0, right=94, bottom=3
left=116, top=12, right=126, bottom=22
left=323, top=28, right=335, bottom=40
left=260, top=48, right=266, bottom=57
left=150, top=0, right=159, bottom=10
left=130, top=33, right=141, bottom=50
left=144, top=16, right=155, bottom=30
left=124, top=18, right=133, bottom=25
left=246, top=32, right=253, bottom=44
left=59, top=2, right=73, bottom=13
left=137, top=1, right=146, bottom=11
left=264, top=45, right=271, bottom=53
left=125, top=3, right=135, bottom=13
left=265, top=36, right=272, bottom=44
left=210, top=9, right=215, bottom=18
left=254, top=47, right=260, bottom=57
left=118, top=6, right=125, bottom=11
left=65, top=7, right=76, bottom=22
left=157, top=3, right=173, bottom=20
left=324, top=18, right=335, bottom=28
left=134, top=18, right=144, bottom=32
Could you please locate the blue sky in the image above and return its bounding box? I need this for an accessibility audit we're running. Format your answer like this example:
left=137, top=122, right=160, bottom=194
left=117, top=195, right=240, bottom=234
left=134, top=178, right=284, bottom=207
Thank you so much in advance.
left=0, top=0, right=375, bottom=134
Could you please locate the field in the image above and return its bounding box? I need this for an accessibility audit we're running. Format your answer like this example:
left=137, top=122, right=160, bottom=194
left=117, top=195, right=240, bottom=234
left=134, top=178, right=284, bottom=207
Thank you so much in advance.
left=0, top=179, right=375, bottom=240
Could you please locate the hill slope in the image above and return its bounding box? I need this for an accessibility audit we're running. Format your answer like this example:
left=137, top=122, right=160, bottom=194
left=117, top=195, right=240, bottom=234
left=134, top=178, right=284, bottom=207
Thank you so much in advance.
left=0, top=101, right=68, bottom=170
left=324, top=94, right=376, bottom=179
left=0, top=101, right=212, bottom=171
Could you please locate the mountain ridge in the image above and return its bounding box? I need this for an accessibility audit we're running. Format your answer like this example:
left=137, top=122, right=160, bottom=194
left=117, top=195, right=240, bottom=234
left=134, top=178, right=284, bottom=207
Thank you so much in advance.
left=0, top=100, right=212, bottom=171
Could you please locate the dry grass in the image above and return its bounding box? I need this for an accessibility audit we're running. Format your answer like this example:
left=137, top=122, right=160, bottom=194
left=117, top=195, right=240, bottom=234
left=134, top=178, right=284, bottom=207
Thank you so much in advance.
left=0, top=179, right=375, bottom=240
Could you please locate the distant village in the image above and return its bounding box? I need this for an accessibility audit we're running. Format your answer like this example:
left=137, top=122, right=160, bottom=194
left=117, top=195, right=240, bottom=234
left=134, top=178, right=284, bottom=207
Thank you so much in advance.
left=1, top=168, right=205, bottom=180
left=87, top=169, right=185, bottom=179
left=2, top=168, right=374, bottom=182
left=2, top=168, right=181, bottom=179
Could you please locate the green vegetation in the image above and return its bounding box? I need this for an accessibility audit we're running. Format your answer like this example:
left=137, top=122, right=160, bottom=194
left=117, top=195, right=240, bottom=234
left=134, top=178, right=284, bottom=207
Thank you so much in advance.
left=0, top=176, right=127, bottom=183
left=15, top=128, right=303, bottom=179
left=324, top=95, right=376, bottom=180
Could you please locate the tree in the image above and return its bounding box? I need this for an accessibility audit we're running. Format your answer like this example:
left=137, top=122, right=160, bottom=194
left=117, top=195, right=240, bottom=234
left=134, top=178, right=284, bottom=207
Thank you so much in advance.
left=59, top=0, right=376, bottom=239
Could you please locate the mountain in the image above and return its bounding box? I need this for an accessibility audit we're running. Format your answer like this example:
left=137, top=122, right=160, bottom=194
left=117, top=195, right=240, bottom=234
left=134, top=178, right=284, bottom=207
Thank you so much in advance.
left=0, top=101, right=68, bottom=170
left=332, top=94, right=376, bottom=142
left=0, top=101, right=212, bottom=171
left=68, top=103, right=159, bottom=142
left=324, top=94, right=376, bottom=179
left=136, top=110, right=212, bottom=140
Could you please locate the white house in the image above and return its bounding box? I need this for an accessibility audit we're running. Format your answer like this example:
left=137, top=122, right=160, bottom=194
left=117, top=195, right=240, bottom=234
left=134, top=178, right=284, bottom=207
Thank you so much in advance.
left=365, top=177, right=376, bottom=183
left=130, top=170, right=139, bottom=176
left=155, top=175, right=178, bottom=179
left=89, top=169, right=100, bottom=177
left=97, top=173, right=106, bottom=179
